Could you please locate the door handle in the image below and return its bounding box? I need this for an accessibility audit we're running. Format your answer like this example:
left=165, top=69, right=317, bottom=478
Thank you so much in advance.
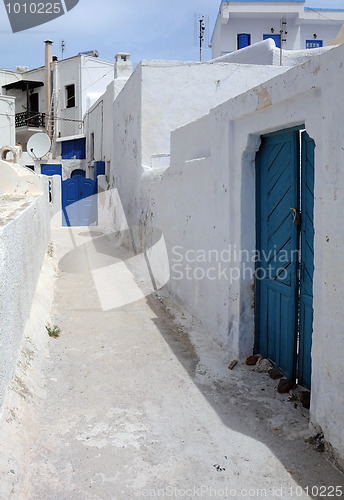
left=290, top=208, right=301, bottom=226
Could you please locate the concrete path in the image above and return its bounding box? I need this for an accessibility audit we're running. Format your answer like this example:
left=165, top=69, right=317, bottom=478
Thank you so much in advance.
left=23, top=228, right=343, bottom=499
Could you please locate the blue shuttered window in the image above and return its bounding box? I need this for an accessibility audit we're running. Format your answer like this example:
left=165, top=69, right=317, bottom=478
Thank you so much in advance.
left=237, top=33, right=251, bottom=49
left=61, top=138, right=86, bottom=160
left=306, top=40, right=323, bottom=49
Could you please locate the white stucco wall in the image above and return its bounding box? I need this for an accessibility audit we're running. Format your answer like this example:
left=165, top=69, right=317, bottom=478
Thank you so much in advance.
left=0, top=96, right=15, bottom=148
left=0, top=170, right=50, bottom=407
left=140, top=61, right=288, bottom=169
left=86, top=73, right=130, bottom=180
left=211, top=38, right=335, bottom=67
left=0, top=69, right=21, bottom=89
left=135, top=44, right=344, bottom=469
left=85, top=81, right=114, bottom=170
left=112, top=59, right=289, bottom=232
left=112, top=64, right=142, bottom=228
left=211, top=2, right=344, bottom=58
left=54, top=55, right=114, bottom=139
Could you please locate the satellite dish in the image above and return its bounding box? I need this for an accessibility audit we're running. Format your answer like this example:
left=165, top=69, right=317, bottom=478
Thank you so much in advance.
left=27, top=133, right=51, bottom=159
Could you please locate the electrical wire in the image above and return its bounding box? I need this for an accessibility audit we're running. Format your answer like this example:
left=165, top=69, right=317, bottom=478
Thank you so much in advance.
left=305, top=7, right=343, bottom=25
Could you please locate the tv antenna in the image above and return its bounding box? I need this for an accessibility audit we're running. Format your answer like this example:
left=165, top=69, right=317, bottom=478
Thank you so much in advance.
left=194, top=14, right=209, bottom=62
left=279, top=17, right=288, bottom=65
left=61, top=39, right=66, bottom=59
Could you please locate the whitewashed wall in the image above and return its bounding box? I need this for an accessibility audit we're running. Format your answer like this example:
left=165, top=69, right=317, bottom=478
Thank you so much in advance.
left=0, top=95, right=15, bottom=148
left=85, top=81, right=114, bottom=176
left=112, top=64, right=143, bottom=228
left=140, top=61, right=287, bottom=169
left=112, top=60, right=288, bottom=233
left=211, top=38, right=335, bottom=67
left=55, top=55, right=114, bottom=138
left=0, top=167, right=50, bottom=407
left=138, top=44, right=344, bottom=470
left=0, top=70, right=21, bottom=89
left=211, top=3, right=344, bottom=58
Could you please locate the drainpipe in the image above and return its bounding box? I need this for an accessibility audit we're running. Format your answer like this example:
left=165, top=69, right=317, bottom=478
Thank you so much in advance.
left=44, top=40, right=53, bottom=137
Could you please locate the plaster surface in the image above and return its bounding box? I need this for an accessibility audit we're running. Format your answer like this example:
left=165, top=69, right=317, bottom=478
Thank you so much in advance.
left=0, top=165, right=50, bottom=408
left=11, top=227, right=343, bottom=498
left=135, top=43, right=344, bottom=467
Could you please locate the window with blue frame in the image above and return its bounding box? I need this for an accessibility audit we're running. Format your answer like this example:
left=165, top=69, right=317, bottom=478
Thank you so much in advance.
left=61, top=138, right=86, bottom=159
left=306, top=40, right=323, bottom=49
left=263, top=34, right=281, bottom=48
left=237, top=33, right=251, bottom=50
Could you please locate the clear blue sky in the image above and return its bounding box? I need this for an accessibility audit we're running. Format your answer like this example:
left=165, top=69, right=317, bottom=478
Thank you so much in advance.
left=0, top=0, right=343, bottom=71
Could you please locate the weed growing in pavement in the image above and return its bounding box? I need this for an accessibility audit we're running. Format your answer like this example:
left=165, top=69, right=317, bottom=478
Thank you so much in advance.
left=45, top=324, right=61, bottom=338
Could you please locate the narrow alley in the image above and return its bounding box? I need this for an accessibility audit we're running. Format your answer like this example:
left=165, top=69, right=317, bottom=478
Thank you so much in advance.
left=16, top=228, right=343, bottom=499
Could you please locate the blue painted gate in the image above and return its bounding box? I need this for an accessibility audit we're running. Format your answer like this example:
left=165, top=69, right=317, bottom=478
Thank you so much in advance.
left=255, top=128, right=315, bottom=389
left=62, top=175, right=97, bottom=227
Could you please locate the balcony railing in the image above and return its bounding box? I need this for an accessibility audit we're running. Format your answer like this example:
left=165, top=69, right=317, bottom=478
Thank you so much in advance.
left=15, top=111, right=45, bottom=128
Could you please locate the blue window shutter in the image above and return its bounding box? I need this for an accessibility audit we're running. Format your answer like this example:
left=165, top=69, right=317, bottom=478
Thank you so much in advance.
left=237, top=33, right=251, bottom=49
left=263, top=34, right=281, bottom=48
left=61, top=138, right=86, bottom=159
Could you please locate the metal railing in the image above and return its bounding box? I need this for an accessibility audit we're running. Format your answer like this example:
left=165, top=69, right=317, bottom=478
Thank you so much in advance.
left=15, top=111, right=45, bottom=128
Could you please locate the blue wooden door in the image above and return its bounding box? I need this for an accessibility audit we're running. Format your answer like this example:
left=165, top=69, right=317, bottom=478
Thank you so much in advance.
left=62, top=176, right=97, bottom=227
left=298, top=132, right=315, bottom=388
left=256, top=129, right=299, bottom=379
left=256, top=128, right=315, bottom=388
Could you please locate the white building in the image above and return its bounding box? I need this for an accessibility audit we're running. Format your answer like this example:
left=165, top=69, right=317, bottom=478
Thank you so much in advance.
left=1, top=42, right=115, bottom=178
left=106, top=42, right=344, bottom=471
left=211, top=0, right=344, bottom=58
left=85, top=53, right=132, bottom=182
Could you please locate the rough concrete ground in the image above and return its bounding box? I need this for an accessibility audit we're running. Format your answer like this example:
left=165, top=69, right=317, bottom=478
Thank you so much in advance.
left=21, top=228, right=343, bottom=499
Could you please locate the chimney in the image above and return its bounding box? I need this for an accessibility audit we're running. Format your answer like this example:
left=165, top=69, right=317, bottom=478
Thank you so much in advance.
left=114, top=53, right=132, bottom=79
left=44, top=40, right=53, bottom=134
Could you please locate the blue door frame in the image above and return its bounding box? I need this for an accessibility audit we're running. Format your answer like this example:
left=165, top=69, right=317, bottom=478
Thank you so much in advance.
left=62, top=175, right=97, bottom=227
left=255, top=127, right=315, bottom=389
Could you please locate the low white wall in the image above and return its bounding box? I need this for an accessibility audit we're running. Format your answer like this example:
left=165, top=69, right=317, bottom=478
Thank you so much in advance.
left=137, top=44, right=344, bottom=469
left=212, top=39, right=278, bottom=65
left=211, top=38, right=335, bottom=67
left=113, top=60, right=288, bottom=232
left=0, top=177, right=50, bottom=407
left=0, top=159, right=42, bottom=196
left=0, top=250, right=55, bottom=498
left=50, top=174, right=62, bottom=227
left=140, top=60, right=287, bottom=169
left=30, top=159, right=87, bottom=180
